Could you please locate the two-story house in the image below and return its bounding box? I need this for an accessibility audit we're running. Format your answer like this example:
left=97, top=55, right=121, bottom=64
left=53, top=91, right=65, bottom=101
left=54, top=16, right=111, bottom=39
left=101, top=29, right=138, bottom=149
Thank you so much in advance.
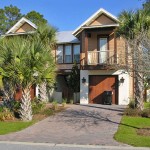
left=55, top=8, right=133, bottom=105
left=3, top=8, right=133, bottom=105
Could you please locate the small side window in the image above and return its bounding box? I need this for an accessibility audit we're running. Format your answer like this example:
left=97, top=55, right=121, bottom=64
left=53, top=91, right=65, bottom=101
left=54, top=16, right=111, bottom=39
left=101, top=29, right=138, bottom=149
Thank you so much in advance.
left=57, top=45, right=63, bottom=63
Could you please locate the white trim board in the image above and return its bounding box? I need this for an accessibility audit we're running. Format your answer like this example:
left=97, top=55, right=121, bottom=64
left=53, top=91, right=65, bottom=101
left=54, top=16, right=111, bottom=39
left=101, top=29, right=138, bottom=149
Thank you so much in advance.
left=6, top=17, right=37, bottom=34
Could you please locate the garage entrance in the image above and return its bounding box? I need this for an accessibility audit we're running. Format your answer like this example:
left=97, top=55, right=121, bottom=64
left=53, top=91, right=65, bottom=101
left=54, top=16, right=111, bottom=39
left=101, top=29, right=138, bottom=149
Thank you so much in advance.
left=89, top=75, right=118, bottom=104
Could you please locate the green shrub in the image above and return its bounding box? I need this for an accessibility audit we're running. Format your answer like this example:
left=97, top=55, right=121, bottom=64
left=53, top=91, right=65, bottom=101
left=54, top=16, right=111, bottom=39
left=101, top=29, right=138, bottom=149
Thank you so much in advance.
left=124, top=108, right=141, bottom=116
left=0, top=108, right=14, bottom=121
left=62, top=99, right=67, bottom=107
left=32, top=101, right=45, bottom=114
left=128, top=100, right=136, bottom=109
left=0, top=101, right=21, bottom=119
left=141, top=109, right=150, bottom=118
left=144, top=102, right=150, bottom=109
left=70, top=99, right=73, bottom=104
left=0, top=106, right=4, bottom=112
left=52, top=100, right=58, bottom=110
left=62, top=98, right=67, bottom=103
left=41, top=108, right=54, bottom=116
left=13, top=101, right=21, bottom=111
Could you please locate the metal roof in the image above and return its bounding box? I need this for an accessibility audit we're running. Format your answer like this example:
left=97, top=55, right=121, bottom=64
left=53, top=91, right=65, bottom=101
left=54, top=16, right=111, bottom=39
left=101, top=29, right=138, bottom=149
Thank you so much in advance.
left=56, top=31, right=80, bottom=44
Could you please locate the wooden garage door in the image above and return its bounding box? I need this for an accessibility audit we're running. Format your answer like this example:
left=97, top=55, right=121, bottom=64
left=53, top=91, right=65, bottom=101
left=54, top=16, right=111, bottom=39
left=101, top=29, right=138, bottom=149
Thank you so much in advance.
left=89, top=75, right=118, bottom=104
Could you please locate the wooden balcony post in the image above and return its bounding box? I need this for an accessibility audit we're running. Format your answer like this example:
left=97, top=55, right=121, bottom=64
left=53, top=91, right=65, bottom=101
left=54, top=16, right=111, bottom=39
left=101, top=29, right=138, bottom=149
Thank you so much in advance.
left=85, top=32, right=88, bottom=65
left=114, top=31, right=117, bottom=64
left=81, top=30, right=88, bottom=65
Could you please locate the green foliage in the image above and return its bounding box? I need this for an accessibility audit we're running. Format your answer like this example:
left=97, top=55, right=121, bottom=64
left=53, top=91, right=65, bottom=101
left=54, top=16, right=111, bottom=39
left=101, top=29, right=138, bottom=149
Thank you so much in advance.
left=62, top=98, right=67, bottom=103
left=124, top=101, right=150, bottom=117
left=0, top=100, right=21, bottom=119
left=0, top=106, right=4, bottom=112
left=62, top=99, right=67, bottom=107
left=0, top=24, right=56, bottom=93
left=117, top=4, right=150, bottom=111
left=69, top=99, right=73, bottom=104
left=25, top=11, right=47, bottom=26
left=0, top=9, right=7, bottom=34
left=141, top=109, right=150, bottom=118
left=114, top=116, right=150, bottom=147
left=12, top=101, right=21, bottom=111
left=32, top=101, right=45, bottom=115
left=0, top=107, right=14, bottom=121
left=128, top=99, right=136, bottom=109
left=67, top=62, right=80, bottom=93
left=0, top=5, right=48, bottom=35
left=124, top=108, right=141, bottom=116
left=52, top=100, right=58, bottom=110
left=41, top=108, right=54, bottom=116
left=144, top=102, right=150, bottom=108
left=0, top=5, right=22, bottom=34
left=0, top=23, right=56, bottom=121
left=117, top=9, right=150, bottom=40
left=143, top=0, right=150, bottom=10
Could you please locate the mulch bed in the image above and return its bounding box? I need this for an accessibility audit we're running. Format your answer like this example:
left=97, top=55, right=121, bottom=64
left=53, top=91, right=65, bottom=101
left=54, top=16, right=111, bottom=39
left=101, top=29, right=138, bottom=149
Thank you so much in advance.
left=137, top=128, right=150, bottom=136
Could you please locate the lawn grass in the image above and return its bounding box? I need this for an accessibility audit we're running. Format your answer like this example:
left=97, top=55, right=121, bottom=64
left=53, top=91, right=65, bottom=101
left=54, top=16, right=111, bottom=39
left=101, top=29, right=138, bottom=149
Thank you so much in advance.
left=114, top=116, right=150, bottom=147
left=0, top=104, right=65, bottom=135
left=144, top=102, right=150, bottom=109
left=0, top=121, right=35, bottom=135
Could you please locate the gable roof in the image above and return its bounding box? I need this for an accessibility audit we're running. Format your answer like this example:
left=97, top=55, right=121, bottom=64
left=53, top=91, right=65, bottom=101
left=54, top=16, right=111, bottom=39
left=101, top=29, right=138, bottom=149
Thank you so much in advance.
left=56, top=31, right=79, bottom=44
left=6, top=17, right=37, bottom=34
left=72, top=8, right=119, bottom=36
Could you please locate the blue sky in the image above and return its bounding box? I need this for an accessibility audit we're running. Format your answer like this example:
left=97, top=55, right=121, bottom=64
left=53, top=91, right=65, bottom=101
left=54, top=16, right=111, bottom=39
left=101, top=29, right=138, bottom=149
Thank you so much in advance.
left=0, top=0, right=144, bottom=31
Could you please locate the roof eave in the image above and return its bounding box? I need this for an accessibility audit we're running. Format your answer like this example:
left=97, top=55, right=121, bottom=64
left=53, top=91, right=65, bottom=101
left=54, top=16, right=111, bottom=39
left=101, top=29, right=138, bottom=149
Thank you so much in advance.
left=73, top=24, right=119, bottom=36
left=6, top=17, right=37, bottom=34
left=2, top=31, right=36, bottom=37
left=72, top=8, right=119, bottom=36
left=82, top=24, right=119, bottom=29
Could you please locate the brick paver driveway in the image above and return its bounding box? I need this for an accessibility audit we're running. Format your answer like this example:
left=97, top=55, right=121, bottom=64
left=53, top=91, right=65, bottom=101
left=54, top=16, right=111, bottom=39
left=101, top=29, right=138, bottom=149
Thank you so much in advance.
left=0, top=104, right=127, bottom=146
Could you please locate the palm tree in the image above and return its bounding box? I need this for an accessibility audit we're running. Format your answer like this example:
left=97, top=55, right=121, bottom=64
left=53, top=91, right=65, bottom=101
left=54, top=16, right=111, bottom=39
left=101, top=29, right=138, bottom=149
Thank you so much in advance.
left=117, top=9, right=150, bottom=110
left=0, top=24, right=56, bottom=120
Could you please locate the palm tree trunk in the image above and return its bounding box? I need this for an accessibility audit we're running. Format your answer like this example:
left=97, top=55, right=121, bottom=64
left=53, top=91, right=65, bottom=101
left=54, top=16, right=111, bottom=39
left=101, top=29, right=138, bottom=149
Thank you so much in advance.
left=38, top=82, right=48, bottom=102
left=134, top=42, right=145, bottom=111
left=135, top=72, right=144, bottom=110
left=20, top=87, right=32, bottom=121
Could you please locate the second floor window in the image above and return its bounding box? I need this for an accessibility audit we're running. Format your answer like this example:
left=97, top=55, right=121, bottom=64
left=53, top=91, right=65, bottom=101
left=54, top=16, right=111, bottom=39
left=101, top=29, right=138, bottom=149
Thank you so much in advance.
left=64, top=45, right=72, bottom=63
left=73, top=45, right=80, bottom=63
left=57, top=45, right=63, bottom=63
left=56, top=44, right=80, bottom=64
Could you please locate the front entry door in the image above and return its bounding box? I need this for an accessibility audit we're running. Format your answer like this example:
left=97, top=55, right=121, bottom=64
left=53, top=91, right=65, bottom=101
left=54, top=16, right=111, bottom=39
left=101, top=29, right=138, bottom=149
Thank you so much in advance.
left=99, top=38, right=108, bottom=63
left=89, top=75, right=118, bottom=104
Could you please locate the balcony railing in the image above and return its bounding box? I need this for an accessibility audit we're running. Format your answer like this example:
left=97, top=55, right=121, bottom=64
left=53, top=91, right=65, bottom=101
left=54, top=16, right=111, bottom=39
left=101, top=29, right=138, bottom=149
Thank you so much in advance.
left=88, top=50, right=117, bottom=65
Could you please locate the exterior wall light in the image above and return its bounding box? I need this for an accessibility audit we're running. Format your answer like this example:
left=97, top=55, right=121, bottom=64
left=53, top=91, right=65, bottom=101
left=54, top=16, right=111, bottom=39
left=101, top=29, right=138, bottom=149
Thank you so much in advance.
left=82, top=77, right=86, bottom=83
left=120, top=77, right=125, bottom=84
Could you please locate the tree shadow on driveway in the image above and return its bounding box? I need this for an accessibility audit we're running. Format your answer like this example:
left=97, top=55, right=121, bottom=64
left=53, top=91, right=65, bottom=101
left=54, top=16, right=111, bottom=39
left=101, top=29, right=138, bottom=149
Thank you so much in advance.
left=48, top=105, right=139, bottom=133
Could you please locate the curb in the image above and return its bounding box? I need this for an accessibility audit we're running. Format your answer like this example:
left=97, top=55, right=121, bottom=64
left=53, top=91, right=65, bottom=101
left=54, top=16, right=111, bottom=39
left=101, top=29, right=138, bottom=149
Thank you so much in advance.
left=0, top=141, right=149, bottom=149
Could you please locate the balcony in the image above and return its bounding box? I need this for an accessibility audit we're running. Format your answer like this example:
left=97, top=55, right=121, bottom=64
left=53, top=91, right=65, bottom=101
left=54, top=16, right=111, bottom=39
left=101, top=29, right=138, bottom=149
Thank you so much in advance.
left=88, top=50, right=117, bottom=65
left=80, top=50, right=126, bottom=70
